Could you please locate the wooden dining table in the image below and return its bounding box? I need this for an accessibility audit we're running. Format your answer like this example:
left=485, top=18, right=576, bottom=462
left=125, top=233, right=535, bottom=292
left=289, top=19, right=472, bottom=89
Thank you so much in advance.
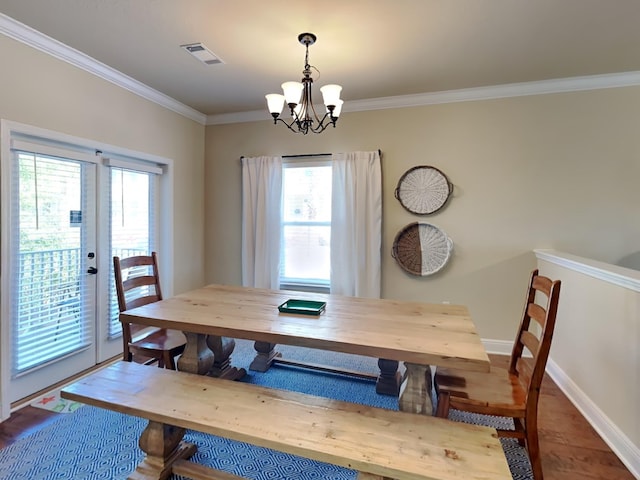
left=120, top=283, right=490, bottom=415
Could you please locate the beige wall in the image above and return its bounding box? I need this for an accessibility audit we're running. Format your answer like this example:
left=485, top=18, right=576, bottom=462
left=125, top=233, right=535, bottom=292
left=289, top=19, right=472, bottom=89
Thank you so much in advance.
left=0, top=35, right=206, bottom=293
left=205, top=86, right=640, bottom=341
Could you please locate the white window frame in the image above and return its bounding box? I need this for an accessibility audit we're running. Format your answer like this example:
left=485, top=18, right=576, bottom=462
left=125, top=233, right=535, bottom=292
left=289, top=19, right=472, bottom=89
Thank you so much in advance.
left=279, top=156, right=331, bottom=293
left=0, top=120, right=174, bottom=420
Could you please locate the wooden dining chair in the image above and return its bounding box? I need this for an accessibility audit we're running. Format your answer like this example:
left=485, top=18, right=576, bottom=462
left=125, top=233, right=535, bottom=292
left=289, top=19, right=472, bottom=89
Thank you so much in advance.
left=434, top=269, right=561, bottom=480
left=113, top=252, right=186, bottom=370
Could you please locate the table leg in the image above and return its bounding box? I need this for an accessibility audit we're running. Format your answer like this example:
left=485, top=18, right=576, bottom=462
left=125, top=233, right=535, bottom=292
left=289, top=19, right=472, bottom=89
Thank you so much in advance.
left=375, top=358, right=402, bottom=396
left=206, top=335, right=246, bottom=380
left=128, top=420, right=196, bottom=480
left=398, top=362, right=434, bottom=415
left=177, top=332, right=214, bottom=375
left=249, top=341, right=281, bottom=372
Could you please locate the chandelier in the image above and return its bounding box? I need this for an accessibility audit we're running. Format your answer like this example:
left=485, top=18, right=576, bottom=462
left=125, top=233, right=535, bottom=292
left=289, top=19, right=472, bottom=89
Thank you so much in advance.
left=265, top=33, right=343, bottom=135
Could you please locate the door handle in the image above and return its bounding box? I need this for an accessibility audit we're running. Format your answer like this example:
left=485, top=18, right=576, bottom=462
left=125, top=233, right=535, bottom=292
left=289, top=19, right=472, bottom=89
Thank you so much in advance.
left=87, top=266, right=98, bottom=274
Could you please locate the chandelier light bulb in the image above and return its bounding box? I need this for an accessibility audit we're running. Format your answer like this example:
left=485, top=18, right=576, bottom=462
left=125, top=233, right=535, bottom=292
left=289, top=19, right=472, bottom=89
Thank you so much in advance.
left=281, top=82, right=303, bottom=106
left=330, top=99, right=344, bottom=118
left=320, top=84, right=342, bottom=107
left=265, top=94, right=285, bottom=115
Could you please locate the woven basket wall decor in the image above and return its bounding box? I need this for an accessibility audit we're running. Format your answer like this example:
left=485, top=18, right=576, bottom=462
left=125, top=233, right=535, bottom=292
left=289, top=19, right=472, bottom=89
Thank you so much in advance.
left=391, top=222, right=453, bottom=276
left=394, top=165, right=452, bottom=215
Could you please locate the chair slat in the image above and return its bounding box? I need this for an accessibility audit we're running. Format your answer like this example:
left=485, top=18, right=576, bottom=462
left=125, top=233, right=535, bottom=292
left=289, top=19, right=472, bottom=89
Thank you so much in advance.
left=527, top=303, right=546, bottom=328
left=123, top=275, right=158, bottom=291
left=119, top=256, right=154, bottom=269
left=532, top=275, right=553, bottom=296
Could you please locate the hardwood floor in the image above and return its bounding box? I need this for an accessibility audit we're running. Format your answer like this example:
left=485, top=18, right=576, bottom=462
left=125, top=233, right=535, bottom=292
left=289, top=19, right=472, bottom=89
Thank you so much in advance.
left=537, top=379, right=635, bottom=480
left=0, top=356, right=635, bottom=479
left=492, top=355, right=635, bottom=480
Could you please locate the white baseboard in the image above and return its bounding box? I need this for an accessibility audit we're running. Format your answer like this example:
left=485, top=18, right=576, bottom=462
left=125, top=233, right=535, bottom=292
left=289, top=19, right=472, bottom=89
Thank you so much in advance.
left=545, top=358, right=640, bottom=478
left=482, top=339, right=639, bottom=478
left=482, top=338, right=514, bottom=356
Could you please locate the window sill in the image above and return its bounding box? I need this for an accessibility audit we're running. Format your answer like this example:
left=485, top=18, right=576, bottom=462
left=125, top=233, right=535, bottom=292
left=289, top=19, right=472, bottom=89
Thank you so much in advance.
left=279, top=282, right=330, bottom=294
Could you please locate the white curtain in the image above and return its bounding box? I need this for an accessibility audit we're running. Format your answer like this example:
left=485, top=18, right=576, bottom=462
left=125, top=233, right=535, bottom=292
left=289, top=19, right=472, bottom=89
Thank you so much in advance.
left=241, top=156, right=282, bottom=288
left=330, top=151, right=382, bottom=298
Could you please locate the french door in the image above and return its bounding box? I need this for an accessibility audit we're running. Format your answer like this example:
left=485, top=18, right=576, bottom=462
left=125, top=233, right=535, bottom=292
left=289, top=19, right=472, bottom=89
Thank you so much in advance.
left=8, top=150, right=98, bottom=402
left=0, top=121, right=171, bottom=418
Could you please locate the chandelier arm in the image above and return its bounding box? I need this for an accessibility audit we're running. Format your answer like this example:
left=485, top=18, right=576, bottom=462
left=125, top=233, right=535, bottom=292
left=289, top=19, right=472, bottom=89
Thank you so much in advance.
left=274, top=116, right=304, bottom=134
left=281, top=109, right=317, bottom=135
left=308, top=112, right=338, bottom=133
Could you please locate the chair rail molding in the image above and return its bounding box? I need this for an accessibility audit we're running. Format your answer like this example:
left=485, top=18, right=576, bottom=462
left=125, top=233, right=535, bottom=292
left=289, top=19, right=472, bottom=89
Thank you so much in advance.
left=535, top=249, right=640, bottom=293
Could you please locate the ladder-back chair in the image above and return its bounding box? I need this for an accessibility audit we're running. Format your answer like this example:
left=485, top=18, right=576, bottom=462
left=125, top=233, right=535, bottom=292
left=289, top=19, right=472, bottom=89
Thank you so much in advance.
left=113, top=252, right=186, bottom=369
left=434, top=269, right=561, bottom=480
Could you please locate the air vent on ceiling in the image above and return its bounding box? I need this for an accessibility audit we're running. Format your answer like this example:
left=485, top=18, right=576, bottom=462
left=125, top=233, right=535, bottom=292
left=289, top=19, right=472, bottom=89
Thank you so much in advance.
left=180, top=43, right=224, bottom=65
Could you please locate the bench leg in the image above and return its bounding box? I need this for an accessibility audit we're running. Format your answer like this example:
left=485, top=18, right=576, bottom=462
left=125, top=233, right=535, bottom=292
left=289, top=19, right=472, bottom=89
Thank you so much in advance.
left=177, top=332, right=214, bottom=374
left=398, top=362, right=434, bottom=416
left=249, top=341, right=281, bottom=372
left=128, top=421, right=196, bottom=480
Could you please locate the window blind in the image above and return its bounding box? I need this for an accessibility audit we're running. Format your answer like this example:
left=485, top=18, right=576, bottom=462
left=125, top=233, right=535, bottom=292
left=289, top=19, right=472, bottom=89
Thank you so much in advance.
left=11, top=151, right=94, bottom=376
left=107, top=166, right=157, bottom=339
left=279, top=158, right=332, bottom=290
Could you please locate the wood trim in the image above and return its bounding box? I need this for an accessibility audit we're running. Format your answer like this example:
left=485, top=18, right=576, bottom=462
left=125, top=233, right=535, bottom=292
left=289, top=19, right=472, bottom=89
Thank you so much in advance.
left=535, top=249, right=640, bottom=292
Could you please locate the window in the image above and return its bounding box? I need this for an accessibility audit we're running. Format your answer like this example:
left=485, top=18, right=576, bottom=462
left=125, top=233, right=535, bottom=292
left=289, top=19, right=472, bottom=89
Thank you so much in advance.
left=280, top=159, right=332, bottom=291
left=241, top=151, right=381, bottom=298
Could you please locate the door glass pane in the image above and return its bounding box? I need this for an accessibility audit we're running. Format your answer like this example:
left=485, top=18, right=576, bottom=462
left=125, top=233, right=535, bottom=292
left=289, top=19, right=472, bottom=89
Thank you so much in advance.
left=108, top=168, right=155, bottom=338
left=13, top=153, right=93, bottom=375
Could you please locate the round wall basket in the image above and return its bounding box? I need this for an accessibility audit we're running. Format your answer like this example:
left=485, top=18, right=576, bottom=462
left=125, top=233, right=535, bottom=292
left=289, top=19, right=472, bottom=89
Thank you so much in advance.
left=392, top=222, right=453, bottom=276
left=394, top=165, right=452, bottom=215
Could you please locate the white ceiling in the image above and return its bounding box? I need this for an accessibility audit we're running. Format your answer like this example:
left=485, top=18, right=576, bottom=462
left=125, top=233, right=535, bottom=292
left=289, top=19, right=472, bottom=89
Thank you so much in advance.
left=2, top=0, right=640, bottom=119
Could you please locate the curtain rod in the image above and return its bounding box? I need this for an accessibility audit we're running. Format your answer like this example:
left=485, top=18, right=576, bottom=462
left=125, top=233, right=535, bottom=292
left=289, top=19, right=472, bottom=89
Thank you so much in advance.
left=283, top=153, right=331, bottom=159
left=240, top=150, right=381, bottom=160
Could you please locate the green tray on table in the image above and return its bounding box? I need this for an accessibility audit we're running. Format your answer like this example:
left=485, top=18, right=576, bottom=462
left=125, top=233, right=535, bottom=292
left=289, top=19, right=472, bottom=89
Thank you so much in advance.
left=278, top=299, right=326, bottom=316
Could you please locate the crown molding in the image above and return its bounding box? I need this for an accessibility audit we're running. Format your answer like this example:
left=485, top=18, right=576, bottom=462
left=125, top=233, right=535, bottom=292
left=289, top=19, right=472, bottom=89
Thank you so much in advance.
left=0, top=14, right=207, bottom=125
left=207, top=70, right=640, bottom=125
left=4, top=13, right=640, bottom=128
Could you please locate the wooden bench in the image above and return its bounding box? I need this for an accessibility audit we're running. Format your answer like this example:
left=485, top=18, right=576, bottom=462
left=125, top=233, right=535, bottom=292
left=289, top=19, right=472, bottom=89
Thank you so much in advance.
left=61, top=361, right=512, bottom=480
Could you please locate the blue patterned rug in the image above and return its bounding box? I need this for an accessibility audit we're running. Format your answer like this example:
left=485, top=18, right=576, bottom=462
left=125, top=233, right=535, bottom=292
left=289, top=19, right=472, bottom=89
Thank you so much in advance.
left=0, top=340, right=533, bottom=479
